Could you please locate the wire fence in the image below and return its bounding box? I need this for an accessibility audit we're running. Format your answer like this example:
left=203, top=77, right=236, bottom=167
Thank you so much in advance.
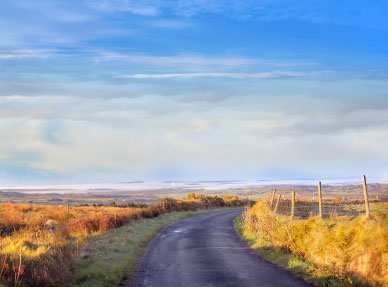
left=273, top=199, right=366, bottom=218
left=267, top=175, right=380, bottom=219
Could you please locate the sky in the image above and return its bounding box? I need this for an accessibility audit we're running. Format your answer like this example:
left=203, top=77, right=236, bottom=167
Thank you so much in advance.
left=1, top=0, right=388, bottom=185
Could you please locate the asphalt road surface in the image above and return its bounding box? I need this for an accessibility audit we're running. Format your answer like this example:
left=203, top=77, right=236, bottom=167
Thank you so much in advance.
left=133, top=209, right=311, bottom=287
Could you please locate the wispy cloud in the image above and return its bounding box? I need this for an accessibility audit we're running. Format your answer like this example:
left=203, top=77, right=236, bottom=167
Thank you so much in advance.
left=87, top=0, right=159, bottom=16
left=84, top=0, right=365, bottom=26
left=52, top=12, right=96, bottom=23
left=96, top=52, right=307, bottom=69
left=0, top=49, right=55, bottom=59
left=113, top=71, right=306, bottom=79
left=150, top=19, right=192, bottom=29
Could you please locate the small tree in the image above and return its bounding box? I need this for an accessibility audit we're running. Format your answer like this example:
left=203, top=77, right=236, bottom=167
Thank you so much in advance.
left=187, top=193, right=196, bottom=200
left=333, top=197, right=341, bottom=203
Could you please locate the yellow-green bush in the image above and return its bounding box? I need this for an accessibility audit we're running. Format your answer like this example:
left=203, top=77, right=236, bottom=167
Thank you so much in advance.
left=242, top=200, right=388, bottom=286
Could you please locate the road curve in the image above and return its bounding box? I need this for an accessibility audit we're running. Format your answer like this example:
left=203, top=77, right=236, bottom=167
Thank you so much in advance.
left=133, top=209, right=310, bottom=287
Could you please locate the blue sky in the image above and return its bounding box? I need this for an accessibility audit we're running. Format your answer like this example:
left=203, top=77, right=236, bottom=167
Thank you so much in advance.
left=1, top=0, right=388, bottom=185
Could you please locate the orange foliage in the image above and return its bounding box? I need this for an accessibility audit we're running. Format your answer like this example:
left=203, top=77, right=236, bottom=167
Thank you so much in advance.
left=0, top=203, right=159, bottom=286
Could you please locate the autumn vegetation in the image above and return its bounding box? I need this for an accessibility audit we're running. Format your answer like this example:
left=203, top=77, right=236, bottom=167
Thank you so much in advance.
left=238, top=199, right=388, bottom=286
left=0, top=194, right=249, bottom=286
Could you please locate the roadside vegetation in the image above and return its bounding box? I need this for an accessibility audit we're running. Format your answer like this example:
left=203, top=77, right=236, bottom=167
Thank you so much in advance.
left=236, top=200, right=388, bottom=286
left=73, top=209, right=232, bottom=287
left=0, top=194, right=250, bottom=286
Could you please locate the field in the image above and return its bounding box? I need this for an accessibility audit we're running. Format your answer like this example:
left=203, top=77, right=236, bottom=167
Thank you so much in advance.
left=1, top=183, right=387, bottom=206
left=237, top=199, right=388, bottom=286
left=0, top=194, right=249, bottom=286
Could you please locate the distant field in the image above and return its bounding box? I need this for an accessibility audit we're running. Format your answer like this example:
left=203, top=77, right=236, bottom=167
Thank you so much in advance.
left=1, top=183, right=387, bottom=206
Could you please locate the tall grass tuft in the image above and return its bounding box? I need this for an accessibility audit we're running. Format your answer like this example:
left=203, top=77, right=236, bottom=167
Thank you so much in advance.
left=241, top=200, right=388, bottom=286
left=0, top=204, right=160, bottom=286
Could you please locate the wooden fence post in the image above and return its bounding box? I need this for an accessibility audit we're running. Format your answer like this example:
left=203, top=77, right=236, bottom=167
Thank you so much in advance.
left=67, top=203, right=70, bottom=213
left=318, top=181, right=322, bottom=218
left=274, top=194, right=281, bottom=213
left=362, top=175, right=370, bottom=218
left=270, top=189, right=276, bottom=208
left=291, top=191, right=295, bottom=219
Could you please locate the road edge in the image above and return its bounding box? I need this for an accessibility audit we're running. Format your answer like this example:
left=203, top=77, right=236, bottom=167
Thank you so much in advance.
left=233, top=215, right=348, bottom=287
left=121, top=208, right=240, bottom=287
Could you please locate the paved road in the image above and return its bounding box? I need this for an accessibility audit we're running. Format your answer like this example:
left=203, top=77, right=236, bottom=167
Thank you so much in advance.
left=133, top=209, right=310, bottom=287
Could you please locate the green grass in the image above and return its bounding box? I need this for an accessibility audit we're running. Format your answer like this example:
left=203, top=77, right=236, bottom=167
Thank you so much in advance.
left=72, top=208, right=233, bottom=287
left=234, top=216, right=346, bottom=287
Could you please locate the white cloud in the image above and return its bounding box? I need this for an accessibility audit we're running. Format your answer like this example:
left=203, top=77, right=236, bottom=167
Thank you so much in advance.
left=86, top=0, right=159, bottom=15
left=150, top=19, right=192, bottom=29
left=53, top=12, right=96, bottom=23
left=94, top=52, right=308, bottom=72
left=0, top=49, right=55, bottom=59
left=113, top=71, right=306, bottom=79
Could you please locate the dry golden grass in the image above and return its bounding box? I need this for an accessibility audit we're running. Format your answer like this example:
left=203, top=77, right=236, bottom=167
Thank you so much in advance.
left=0, top=203, right=160, bottom=286
left=0, top=194, right=250, bottom=286
left=240, top=200, right=388, bottom=286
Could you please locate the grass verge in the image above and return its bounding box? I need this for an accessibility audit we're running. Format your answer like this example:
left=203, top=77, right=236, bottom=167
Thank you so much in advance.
left=235, top=200, right=388, bottom=287
left=234, top=215, right=346, bottom=286
left=73, top=208, right=233, bottom=287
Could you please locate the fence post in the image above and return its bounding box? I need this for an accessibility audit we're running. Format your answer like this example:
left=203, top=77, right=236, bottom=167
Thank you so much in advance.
left=270, top=189, right=276, bottom=208
left=362, top=175, right=371, bottom=218
left=291, top=191, right=295, bottom=219
left=268, top=190, right=273, bottom=202
left=67, top=203, right=70, bottom=213
left=318, top=181, right=322, bottom=218
left=274, top=194, right=281, bottom=213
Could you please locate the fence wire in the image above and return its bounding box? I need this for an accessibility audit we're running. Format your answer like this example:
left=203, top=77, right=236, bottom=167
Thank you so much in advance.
left=272, top=199, right=366, bottom=218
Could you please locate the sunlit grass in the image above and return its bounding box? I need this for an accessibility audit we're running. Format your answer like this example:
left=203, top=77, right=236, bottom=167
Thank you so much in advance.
left=236, top=200, right=388, bottom=286
left=0, top=195, right=249, bottom=285
left=0, top=203, right=160, bottom=286
left=73, top=209, right=230, bottom=287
